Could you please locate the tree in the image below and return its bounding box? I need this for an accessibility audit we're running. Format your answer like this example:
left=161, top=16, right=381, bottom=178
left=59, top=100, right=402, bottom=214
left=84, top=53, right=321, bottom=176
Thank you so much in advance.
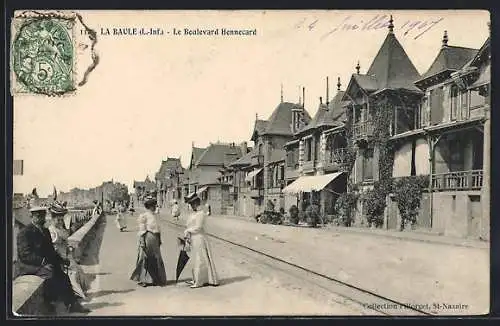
left=109, top=183, right=130, bottom=205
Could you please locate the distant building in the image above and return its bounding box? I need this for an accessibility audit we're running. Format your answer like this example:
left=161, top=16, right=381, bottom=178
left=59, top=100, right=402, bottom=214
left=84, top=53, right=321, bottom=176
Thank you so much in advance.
left=184, top=142, right=245, bottom=215
left=222, top=98, right=312, bottom=217
left=133, top=176, right=156, bottom=204
left=154, top=157, right=184, bottom=207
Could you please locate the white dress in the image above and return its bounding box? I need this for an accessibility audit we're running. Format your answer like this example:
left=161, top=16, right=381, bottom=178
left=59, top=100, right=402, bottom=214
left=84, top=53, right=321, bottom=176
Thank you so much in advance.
left=185, top=211, right=219, bottom=286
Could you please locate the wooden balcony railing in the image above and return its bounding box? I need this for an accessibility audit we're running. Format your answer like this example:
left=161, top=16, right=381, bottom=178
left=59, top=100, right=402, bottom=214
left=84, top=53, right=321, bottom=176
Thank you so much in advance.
left=431, top=170, right=483, bottom=191
left=250, top=187, right=263, bottom=198
left=302, top=160, right=315, bottom=173
left=327, top=148, right=347, bottom=164
left=353, top=121, right=375, bottom=140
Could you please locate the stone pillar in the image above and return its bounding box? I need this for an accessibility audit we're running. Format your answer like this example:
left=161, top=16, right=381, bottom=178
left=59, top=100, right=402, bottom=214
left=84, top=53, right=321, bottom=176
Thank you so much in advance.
left=298, top=139, right=305, bottom=173
left=480, top=106, right=490, bottom=241
left=263, top=139, right=272, bottom=204
left=317, top=133, right=327, bottom=175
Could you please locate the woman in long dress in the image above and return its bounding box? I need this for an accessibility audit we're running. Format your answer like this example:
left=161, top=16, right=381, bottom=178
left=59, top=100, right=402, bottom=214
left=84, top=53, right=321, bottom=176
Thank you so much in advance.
left=115, top=203, right=127, bottom=231
left=130, top=196, right=167, bottom=287
left=183, top=193, right=219, bottom=288
left=48, top=202, right=91, bottom=299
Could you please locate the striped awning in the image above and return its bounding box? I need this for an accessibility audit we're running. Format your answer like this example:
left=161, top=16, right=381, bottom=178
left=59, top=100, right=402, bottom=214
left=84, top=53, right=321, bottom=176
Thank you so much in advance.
left=282, top=172, right=344, bottom=194
left=245, top=168, right=263, bottom=182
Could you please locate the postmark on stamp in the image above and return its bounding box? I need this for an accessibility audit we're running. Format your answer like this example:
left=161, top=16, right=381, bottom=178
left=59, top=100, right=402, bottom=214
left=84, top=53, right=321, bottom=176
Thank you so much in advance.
left=11, top=11, right=98, bottom=96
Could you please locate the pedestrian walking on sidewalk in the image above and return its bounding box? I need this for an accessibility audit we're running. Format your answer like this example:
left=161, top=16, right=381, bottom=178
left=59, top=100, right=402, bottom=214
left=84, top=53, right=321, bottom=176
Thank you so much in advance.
left=171, top=200, right=180, bottom=221
left=130, top=196, right=167, bottom=287
left=115, top=203, right=127, bottom=232
left=183, top=193, right=219, bottom=288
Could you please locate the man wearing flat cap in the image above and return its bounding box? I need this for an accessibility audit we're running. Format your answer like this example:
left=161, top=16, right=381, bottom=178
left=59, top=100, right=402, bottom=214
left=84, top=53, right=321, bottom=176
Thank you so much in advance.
left=14, top=206, right=90, bottom=313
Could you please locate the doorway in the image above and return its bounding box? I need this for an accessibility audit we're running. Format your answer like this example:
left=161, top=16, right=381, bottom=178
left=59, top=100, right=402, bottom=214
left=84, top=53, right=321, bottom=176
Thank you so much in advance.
left=468, top=195, right=481, bottom=238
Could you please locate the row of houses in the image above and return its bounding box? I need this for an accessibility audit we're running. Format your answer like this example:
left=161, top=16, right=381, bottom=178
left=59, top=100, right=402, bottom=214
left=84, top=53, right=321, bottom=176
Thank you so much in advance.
left=58, top=180, right=121, bottom=207
left=147, top=17, right=490, bottom=240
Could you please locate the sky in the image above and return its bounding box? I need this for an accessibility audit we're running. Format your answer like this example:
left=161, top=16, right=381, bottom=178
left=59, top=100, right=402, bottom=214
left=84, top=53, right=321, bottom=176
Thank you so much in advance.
left=12, top=10, right=490, bottom=197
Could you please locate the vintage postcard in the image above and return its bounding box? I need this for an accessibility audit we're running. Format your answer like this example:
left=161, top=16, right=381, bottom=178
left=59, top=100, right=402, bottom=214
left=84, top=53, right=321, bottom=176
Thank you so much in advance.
left=10, top=10, right=490, bottom=317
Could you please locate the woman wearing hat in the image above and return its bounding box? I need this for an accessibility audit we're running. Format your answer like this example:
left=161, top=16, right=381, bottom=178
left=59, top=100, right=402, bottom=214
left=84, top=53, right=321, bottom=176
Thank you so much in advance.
left=48, top=202, right=91, bottom=300
left=130, top=196, right=167, bottom=287
left=183, top=193, right=219, bottom=288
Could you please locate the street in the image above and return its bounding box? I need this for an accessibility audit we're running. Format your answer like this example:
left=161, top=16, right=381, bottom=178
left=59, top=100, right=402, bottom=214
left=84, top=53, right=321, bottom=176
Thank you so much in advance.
left=80, top=211, right=370, bottom=316
left=78, top=209, right=489, bottom=316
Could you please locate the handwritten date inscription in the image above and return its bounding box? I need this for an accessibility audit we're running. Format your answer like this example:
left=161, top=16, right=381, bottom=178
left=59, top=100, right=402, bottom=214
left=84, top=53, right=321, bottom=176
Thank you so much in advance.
left=294, top=14, right=444, bottom=40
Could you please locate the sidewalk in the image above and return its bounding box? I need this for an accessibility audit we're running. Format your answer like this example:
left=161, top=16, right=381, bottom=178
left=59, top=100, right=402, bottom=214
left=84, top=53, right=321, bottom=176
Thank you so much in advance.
left=217, top=214, right=489, bottom=250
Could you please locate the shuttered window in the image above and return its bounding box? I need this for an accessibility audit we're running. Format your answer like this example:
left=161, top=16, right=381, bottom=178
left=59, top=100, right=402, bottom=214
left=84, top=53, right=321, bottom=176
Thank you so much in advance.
left=430, top=87, right=444, bottom=125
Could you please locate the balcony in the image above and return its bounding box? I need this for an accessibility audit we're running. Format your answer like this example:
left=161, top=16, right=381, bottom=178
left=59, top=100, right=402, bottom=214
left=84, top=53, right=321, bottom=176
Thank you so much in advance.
left=324, top=148, right=347, bottom=171
left=353, top=120, right=375, bottom=141
left=285, top=164, right=300, bottom=180
left=251, top=154, right=264, bottom=166
left=250, top=187, right=263, bottom=198
left=302, top=160, right=315, bottom=174
left=431, top=170, right=483, bottom=191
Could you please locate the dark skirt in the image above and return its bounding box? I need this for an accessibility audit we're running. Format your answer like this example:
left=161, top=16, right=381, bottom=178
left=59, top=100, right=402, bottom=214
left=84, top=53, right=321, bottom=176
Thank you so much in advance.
left=130, top=232, right=167, bottom=286
left=14, top=261, right=77, bottom=305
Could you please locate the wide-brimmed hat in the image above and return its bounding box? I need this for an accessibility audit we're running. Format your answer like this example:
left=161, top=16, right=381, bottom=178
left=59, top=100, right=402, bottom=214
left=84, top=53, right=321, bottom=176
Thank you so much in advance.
left=184, top=192, right=200, bottom=204
left=29, top=206, right=47, bottom=215
left=144, top=196, right=157, bottom=206
left=49, top=201, right=68, bottom=215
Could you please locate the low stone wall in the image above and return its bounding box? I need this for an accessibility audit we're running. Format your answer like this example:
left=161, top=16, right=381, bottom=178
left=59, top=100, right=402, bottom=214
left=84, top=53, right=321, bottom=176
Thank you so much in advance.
left=12, top=213, right=105, bottom=316
left=67, top=212, right=103, bottom=263
left=12, top=275, right=46, bottom=315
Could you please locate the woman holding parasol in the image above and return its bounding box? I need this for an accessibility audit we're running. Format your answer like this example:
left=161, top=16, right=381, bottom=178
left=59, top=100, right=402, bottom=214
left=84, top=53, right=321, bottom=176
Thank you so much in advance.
left=182, top=193, right=219, bottom=288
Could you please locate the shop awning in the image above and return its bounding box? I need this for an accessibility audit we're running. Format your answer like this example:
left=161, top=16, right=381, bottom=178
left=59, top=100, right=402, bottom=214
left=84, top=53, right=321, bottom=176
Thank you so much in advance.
left=245, top=168, right=263, bottom=182
left=282, top=172, right=344, bottom=194
left=196, top=186, right=208, bottom=195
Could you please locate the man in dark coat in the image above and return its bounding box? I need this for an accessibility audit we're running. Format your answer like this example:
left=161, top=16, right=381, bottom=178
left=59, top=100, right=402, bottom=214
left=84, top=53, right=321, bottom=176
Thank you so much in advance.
left=14, top=206, right=90, bottom=313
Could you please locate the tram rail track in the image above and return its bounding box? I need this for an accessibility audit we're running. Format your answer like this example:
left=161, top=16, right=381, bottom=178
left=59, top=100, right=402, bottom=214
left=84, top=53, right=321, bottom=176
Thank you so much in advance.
left=165, top=219, right=434, bottom=316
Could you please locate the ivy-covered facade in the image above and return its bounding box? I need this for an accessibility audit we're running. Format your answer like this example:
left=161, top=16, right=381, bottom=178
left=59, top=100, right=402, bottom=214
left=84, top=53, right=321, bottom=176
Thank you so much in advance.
left=341, top=16, right=423, bottom=228
left=185, top=15, right=490, bottom=240
left=340, top=17, right=490, bottom=238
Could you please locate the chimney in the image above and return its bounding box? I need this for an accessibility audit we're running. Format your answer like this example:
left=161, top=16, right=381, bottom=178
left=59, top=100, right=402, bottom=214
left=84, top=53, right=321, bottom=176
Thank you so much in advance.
left=240, top=141, right=248, bottom=154
left=302, top=87, right=305, bottom=108
left=320, top=96, right=323, bottom=104
left=326, top=76, right=330, bottom=105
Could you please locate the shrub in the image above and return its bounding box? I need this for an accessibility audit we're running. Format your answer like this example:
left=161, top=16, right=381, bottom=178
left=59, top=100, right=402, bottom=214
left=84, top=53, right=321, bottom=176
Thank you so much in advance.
left=363, top=187, right=385, bottom=228
left=393, top=176, right=428, bottom=231
left=334, top=192, right=358, bottom=226
left=289, top=205, right=299, bottom=224
left=305, top=204, right=320, bottom=227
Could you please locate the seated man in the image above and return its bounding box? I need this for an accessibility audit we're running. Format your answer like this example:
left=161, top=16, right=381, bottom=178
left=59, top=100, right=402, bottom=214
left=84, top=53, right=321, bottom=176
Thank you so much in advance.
left=14, top=207, right=90, bottom=313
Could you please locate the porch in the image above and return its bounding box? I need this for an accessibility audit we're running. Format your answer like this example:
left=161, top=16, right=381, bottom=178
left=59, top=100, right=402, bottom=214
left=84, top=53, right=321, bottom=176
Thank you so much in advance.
left=431, top=170, right=483, bottom=191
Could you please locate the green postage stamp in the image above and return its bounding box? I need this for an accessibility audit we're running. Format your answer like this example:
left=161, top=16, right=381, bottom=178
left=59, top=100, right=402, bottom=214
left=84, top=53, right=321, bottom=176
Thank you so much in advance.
left=10, top=11, right=97, bottom=96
